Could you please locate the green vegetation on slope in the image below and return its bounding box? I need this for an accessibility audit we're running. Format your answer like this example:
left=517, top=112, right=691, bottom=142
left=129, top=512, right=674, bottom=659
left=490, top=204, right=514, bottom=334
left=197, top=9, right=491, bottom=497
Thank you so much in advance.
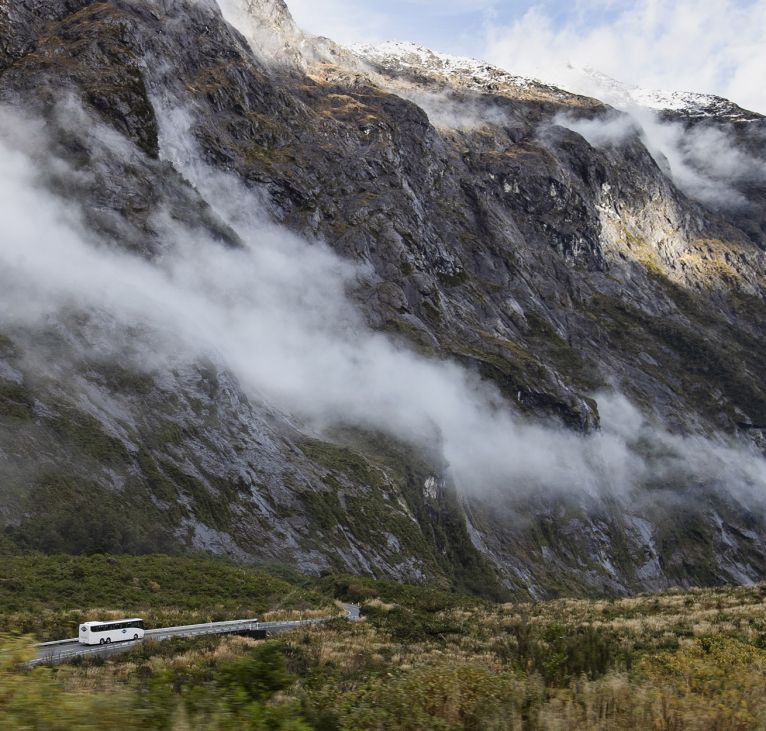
left=0, top=553, right=328, bottom=640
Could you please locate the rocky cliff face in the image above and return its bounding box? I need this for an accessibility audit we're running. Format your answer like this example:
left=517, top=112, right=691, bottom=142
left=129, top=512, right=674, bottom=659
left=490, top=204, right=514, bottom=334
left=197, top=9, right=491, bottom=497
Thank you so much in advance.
left=0, top=0, right=765, bottom=598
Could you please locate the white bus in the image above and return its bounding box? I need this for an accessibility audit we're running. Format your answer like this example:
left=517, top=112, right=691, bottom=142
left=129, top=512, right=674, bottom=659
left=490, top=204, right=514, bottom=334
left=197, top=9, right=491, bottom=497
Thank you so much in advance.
left=79, top=618, right=145, bottom=645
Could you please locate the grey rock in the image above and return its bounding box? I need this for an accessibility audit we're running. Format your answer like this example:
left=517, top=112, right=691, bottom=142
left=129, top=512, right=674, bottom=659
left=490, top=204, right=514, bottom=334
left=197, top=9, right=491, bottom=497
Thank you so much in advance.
left=0, top=0, right=765, bottom=598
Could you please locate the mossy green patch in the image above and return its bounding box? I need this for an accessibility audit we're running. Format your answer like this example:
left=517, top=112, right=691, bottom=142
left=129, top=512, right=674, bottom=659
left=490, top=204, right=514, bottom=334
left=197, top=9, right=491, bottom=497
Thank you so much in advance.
left=437, top=270, right=469, bottom=287
left=6, top=472, right=177, bottom=556
left=160, top=461, right=236, bottom=532
left=448, top=340, right=545, bottom=411
left=524, top=312, right=599, bottom=389
left=135, top=448, right=183, bottom=507
left=299, top=489, right=344, bottom=532
left=298, top=440, right=384, bottom=488
left=93, top=362, right=155, bottom=396
left=381, top=319, right=438, bottom=356
left=48, top=406, right=131, bottom=466
left=0, top=333, right=16, bottom=355
left=0, top=379, right=34, bottom=419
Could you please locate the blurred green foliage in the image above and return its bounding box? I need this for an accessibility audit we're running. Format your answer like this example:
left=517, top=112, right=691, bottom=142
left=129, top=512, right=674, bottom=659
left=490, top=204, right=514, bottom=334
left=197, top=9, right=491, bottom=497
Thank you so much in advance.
left=0, top=636, right=309, bottom=730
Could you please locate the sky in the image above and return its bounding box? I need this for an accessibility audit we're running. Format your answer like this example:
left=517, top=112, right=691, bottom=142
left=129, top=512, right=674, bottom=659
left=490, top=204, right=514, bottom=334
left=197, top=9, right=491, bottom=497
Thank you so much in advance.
left=285, top=0, right=766, bottom=114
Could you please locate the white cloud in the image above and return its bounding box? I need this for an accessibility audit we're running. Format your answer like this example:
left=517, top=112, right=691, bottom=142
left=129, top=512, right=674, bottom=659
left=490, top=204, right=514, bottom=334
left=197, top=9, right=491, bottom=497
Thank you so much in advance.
left=400, top=0, right=497, bottom=13
left=393, top=88, right=509, bottom=130
left=484, top=0, right=766, bottom=114
left=553, top=110, right=637, bottom=147
left=553, top=105, right=766, bottom=209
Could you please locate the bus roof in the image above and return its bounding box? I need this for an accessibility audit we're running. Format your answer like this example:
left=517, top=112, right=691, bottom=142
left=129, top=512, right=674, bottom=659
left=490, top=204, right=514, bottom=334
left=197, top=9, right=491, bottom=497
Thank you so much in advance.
left=82, top=618, right=143, bottom=627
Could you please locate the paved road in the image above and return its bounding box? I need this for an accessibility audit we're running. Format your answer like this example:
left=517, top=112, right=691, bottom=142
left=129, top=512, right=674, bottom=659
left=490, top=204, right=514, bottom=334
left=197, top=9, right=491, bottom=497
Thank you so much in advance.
left=344, top=602, right=361, bottom=620
left=32, top=604, right=361, bottom=667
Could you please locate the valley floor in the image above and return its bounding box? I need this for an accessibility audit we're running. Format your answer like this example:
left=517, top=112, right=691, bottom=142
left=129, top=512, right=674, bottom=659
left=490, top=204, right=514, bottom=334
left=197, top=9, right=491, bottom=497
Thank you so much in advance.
left=2, top=552, right=766, bottom=729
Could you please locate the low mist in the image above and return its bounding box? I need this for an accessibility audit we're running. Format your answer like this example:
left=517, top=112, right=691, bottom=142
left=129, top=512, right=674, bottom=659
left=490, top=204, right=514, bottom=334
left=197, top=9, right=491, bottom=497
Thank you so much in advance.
left=393, top=88, right=509, bottom=131
left=0, top=100, right=764, bottom=506
left=555, top=106, right=766, bottom=210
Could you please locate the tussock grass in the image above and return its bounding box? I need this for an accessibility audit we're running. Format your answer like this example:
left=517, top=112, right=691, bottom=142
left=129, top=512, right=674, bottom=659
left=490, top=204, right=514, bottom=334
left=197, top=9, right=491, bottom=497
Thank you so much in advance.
left=4, top=554, right=766, bottom=728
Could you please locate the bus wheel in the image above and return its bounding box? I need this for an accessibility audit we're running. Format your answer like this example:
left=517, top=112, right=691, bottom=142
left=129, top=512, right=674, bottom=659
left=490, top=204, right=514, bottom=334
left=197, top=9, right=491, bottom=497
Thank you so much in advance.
left=105, top=638, right=111, bottom=644
left=133, top=634, right=139, bottom=640
left=99, top=639, right=105, bottom=645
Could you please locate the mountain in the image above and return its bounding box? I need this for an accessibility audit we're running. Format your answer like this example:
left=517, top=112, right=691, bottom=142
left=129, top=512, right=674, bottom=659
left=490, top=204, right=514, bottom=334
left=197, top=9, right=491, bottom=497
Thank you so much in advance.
left=564, top=66, right=760, bottom=121
left=0, top=0, right=765, bottom=599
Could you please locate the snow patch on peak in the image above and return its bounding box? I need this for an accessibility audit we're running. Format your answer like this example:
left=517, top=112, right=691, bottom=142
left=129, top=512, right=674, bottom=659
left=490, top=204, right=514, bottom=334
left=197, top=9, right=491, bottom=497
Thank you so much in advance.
left=347, top=42, right=760, bottom=123
left=577, top=68, right=761, bottom=121
left=348, top=41, right=540, bottom=91
left=630, top=88, right=760, bottom=121
left=632, top=89, right=721, bottom=113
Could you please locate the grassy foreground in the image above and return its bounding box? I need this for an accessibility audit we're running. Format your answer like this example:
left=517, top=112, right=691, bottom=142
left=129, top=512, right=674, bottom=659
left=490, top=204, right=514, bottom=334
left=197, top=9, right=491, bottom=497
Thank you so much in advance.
left=3, top=552, right=766, bottom=729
